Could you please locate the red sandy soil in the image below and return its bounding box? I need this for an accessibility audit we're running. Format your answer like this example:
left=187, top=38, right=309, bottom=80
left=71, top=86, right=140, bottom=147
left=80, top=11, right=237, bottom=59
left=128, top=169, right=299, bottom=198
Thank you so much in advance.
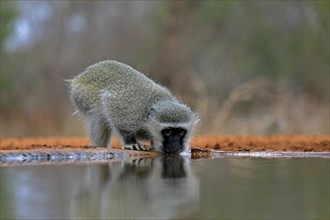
left=0, top=135, right=329, bottom=152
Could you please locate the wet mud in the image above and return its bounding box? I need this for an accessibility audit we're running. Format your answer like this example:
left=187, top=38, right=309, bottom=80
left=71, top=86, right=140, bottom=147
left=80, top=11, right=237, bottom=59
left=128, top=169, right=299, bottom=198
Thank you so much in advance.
left=0, top=135, right=329, bottom=164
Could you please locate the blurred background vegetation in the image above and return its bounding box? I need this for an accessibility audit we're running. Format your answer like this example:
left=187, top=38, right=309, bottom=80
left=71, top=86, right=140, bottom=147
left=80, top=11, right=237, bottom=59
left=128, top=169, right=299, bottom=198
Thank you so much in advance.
left=0, top=1, right=329, bottom=137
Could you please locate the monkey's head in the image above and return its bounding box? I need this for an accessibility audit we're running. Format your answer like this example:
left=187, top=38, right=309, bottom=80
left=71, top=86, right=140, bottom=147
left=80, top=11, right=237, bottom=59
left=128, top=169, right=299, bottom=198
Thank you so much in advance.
left=146, top=101, right=199, bottom=154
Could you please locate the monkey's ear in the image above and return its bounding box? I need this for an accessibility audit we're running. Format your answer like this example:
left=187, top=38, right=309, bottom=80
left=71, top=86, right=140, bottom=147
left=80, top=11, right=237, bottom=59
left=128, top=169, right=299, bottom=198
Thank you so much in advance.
left=147, top=107, right=156, bottom=118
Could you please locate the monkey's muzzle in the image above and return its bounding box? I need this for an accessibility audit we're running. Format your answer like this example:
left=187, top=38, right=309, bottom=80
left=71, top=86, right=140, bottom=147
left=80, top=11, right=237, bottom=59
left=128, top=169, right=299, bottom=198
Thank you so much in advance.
left=163, top=143, right=183, bottom=154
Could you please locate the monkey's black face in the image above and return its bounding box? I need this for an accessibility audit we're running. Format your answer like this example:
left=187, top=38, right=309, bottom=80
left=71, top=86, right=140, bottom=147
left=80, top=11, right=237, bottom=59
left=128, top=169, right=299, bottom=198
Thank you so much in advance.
left=161, top=127, right=187, bottom=153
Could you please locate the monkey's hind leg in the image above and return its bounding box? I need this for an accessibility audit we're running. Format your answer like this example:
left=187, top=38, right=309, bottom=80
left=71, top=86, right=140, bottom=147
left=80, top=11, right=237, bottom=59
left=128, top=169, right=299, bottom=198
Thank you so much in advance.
left=119, top=130, right=148, bottom=151
left=85, top=115, right=111, bottom=147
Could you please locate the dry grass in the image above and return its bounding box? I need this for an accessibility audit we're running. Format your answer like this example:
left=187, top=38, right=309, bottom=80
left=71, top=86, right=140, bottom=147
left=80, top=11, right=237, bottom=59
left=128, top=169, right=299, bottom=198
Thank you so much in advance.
left=190, top=77, right=329, bottom=135
left=1, top=77, right=329, bottom=137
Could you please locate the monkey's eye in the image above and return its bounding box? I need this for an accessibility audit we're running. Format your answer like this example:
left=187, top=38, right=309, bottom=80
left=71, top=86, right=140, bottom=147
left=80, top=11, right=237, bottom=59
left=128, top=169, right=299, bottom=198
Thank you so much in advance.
left=178, top=129, right=186, bottom=137
left=162, top=129, right=172, bottom=136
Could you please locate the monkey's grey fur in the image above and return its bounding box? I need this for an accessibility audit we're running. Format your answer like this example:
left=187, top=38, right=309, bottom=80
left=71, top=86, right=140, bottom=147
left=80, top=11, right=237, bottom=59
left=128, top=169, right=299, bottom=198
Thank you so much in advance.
left=67, top=60, right=199, bottom=153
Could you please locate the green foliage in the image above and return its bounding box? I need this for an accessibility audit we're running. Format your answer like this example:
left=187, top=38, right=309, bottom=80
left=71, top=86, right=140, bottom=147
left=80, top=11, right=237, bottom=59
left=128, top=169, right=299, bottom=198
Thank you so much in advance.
left=0, top=1, right=18, bottom=49
left=199, top=1, right=237, bottom=24
left=0, top=2, right=18, bottom=109
left=196, top=1, right=329, bottom=99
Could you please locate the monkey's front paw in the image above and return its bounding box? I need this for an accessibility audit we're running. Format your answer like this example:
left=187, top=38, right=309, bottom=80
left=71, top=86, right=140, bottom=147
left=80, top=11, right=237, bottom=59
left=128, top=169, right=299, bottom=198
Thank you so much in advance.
left=124, top=143, right=149, bottom=151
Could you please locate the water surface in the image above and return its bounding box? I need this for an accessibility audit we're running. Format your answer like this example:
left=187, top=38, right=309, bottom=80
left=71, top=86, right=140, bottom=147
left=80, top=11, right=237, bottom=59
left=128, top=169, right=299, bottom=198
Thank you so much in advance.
left=0, top=156, right=329, bottom=219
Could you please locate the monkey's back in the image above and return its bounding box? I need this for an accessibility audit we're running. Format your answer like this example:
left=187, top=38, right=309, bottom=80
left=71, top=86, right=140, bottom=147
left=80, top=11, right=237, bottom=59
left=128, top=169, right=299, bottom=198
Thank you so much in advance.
left=69, top=60, right=174, bottom=131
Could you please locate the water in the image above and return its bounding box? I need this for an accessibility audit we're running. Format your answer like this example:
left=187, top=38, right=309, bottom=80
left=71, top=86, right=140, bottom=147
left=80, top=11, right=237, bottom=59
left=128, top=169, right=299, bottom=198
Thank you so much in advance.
left=0, top=156, right=329, bottom=220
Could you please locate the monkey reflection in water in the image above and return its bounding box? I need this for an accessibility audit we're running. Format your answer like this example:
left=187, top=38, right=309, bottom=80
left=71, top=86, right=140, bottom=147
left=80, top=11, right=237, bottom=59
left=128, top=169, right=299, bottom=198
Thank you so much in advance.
left=71, top=155, right=199, bottom=219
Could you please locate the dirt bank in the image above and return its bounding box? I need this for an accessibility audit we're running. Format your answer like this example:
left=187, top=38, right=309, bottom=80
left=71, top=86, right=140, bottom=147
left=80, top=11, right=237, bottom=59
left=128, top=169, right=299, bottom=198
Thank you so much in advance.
left=1, top=135, right=329, bottom=152
left=194, top=135, right=329, bottom=152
